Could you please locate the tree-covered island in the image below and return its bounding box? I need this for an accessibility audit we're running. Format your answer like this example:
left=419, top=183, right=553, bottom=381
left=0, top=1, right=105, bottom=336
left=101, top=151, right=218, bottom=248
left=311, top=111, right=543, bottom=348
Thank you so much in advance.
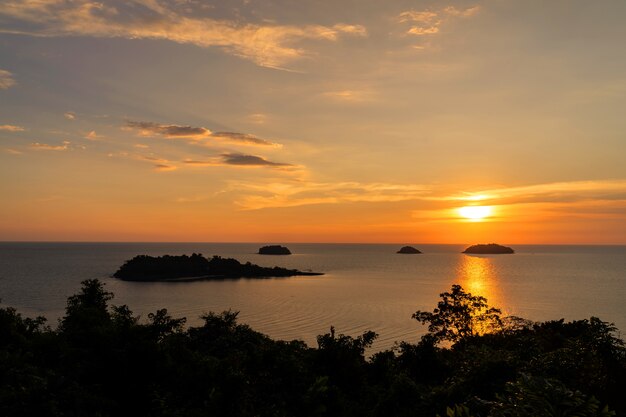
left=113, top=253, right=322, bottom=281
left=463, top=244, right=515, bottom=254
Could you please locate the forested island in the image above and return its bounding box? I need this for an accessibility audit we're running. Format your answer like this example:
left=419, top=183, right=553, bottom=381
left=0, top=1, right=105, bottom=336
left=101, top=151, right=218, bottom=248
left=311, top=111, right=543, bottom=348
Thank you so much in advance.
left=258, top=245, right=292, bottom=255
left=463, top=243, right=515, bottom=254
left=113, top=253, right=321, bottom=281
left=397, top=246, right=422, bottom=254
left=1, top=280, right=624, bottom=417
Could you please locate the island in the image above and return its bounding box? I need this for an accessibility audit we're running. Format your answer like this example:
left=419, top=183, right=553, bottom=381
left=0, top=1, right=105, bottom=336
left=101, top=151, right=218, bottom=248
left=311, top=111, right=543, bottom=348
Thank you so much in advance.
left=462, top=243, right=515, bottom=254
left=113, top=253, right=322, bottom=281
left=258, top=245, right=292, bottom=255
left=397, top=246, right=422, bottom=254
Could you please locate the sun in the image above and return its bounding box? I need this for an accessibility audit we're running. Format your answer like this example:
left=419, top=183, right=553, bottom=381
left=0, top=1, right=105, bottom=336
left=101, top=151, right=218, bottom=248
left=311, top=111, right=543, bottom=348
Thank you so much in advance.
left=458, top=205, right=492, bottom=220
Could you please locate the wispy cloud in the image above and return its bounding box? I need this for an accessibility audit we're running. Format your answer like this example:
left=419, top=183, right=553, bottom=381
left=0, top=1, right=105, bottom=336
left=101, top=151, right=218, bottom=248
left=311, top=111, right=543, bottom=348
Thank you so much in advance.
left=322, top=89, right=374, bottom=103
left=185, top=153, right=293, bottom=169
left=398, top=5, right=479, bottom=37
left=30, top=140, right=71, bottom=151
left=332, top=24, right=367, bottom=37
left=232, top=181, right=430, bottom=210
left=64, top=111, right=76, bottom=120
left=125, top=120, right=280, bottom=147
left=0, top=124, right=25, bottom=131
left=447, top=180, right=626, bottom=205
left=0, top=69, right=16, bottom=89
left=443, top=6, right=480, bottom=18
left=404, top=179, right=626, bottom=223
left=0, top=0, right=366, bottom=69
left=230, top=177, right=626, bottom=214
left=221, top=153, right=291, bottom=167
left=247, top=113, right=268, bottom=124
left=84, top=130, right=99, bottom=140
left=154, top=163, right=177, bottom=172
left=126, top=121, right=210, bottom=139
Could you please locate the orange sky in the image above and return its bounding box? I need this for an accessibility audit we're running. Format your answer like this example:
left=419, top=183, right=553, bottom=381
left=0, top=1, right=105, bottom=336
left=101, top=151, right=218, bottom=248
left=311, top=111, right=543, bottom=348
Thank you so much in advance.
left=1, top=1, right=625, bottom=243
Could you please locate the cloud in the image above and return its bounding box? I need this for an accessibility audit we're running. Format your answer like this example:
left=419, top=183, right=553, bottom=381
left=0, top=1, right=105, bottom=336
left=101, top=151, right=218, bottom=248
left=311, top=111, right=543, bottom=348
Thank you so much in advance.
left=443, top=6, right=480, bottom=17
left=398, top=5, right=479, bottom=37
left=184, top=153, right=293, bottom=169
left=0, top=1, right=366, bottom=69
left=232, top=181, right=430, bottom=210
left=407, top=26, right=439, bottom=36
left=114, top=152, right=178, bottom=171
left=30, top=140, right=71, bottom=151
left=85, top=130, right=99, bottom=140
left=0, top=124, right=25, bottom=131
left=64, top=112, right=76, bottom=120
left=126, top=121, right=210, bottom=138
left=398, top=11, right=439, bottom=24
left=0, top=69, right=16, bottom=89
left=125, top=120, right=280, bottom=146
left=322, top=89, right=374, bottom=103
left=221, top=153, right=291, bottom=167
left=332, top=24, right=367, bottom=37
left=247, top=113, right=268, bottom=124
left=447, top=180, right=626, bottom=206
left=3, top=148, right=22, bottom=155
left=210, top=131, right=280, bottom=147
left=154, top=163, right=177, bottom=172
left=231, top=177, right=626, bottom=213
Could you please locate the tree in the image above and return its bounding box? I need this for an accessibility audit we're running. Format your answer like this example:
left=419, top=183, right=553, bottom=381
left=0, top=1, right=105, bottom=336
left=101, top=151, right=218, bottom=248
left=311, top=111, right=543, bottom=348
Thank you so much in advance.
left=60, top=279, right=113, bottom=334
left=413, top=284, right=502, bottom=345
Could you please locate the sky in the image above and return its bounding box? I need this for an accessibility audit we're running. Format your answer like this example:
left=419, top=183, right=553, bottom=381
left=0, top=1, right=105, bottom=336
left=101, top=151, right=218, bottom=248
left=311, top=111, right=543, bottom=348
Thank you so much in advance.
left=1, top=0, right=625, bottom=244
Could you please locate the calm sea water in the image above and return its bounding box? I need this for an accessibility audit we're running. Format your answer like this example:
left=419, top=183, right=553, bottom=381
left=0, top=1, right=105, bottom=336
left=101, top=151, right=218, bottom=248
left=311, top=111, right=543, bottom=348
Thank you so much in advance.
left=0, top=243, right=625, bottom=351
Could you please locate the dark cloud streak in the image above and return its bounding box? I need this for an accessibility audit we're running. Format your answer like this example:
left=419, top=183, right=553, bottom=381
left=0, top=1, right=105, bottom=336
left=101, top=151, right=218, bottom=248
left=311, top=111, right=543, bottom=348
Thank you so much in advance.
left=125, top=120, right=279, bottom=146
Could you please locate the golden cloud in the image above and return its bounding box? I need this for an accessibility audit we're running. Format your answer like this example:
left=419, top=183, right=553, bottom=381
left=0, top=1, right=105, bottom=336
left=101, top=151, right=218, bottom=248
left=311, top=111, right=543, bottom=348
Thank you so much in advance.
left=399, top=5, right=479, bottom=37
left=0, top=124, right=25, bottom=131
left=0, top=1, right=367, bottom=69
left=232, top=181, right=430, bottom=210
left=0, top=69, right=16, bottom=89
left=30, top=140, right=71, bottom=151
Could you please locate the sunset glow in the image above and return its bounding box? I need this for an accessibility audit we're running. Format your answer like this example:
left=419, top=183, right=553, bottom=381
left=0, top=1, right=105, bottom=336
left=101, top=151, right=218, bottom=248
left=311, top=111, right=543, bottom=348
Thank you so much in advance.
left=458, top=206, right=492, bottom=221
left=1, top=1, right=626, bottom=244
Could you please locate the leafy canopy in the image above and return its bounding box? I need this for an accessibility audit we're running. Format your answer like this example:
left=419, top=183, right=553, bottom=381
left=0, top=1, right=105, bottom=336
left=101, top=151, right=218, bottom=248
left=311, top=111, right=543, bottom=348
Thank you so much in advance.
left=413, top=284, right=502, bottom=344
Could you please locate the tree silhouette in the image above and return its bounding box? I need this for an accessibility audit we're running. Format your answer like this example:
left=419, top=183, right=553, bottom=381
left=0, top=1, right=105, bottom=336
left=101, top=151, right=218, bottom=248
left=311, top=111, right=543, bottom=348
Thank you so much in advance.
left=413, top=284, right=502, bottom=344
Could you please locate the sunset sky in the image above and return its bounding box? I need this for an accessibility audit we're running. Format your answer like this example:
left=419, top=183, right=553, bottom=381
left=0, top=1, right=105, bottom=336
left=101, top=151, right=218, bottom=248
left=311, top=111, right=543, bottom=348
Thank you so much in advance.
left=1, top=0, right=625, bottom=243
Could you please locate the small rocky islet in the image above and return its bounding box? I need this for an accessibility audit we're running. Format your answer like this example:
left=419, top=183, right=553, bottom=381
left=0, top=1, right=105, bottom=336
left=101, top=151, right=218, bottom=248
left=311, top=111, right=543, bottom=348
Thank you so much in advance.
left=462, top=243, right=515, bottom=254
left=113, top=253, right=322, bottom=282
left=258, top=245, right=292, bottom=255
left=397, top=246, right=422, bottom=254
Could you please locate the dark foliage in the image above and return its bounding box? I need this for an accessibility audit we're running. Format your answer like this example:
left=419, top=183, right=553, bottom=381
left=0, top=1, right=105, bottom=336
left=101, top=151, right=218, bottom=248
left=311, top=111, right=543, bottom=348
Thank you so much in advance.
left=413, top=284, right=503, bottom=344
left=113, top=253, right=321, bottom=281
left=1, top=281, right=624, bottom=417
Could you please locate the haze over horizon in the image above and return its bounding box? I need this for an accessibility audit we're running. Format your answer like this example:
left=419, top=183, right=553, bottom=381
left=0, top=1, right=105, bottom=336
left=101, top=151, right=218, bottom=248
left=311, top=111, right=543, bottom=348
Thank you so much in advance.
left=1, top=0, right=625, bottom=244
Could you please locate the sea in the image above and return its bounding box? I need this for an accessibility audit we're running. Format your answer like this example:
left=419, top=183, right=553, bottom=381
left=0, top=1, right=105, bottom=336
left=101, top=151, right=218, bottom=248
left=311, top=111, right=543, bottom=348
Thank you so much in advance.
left=0, top=242, right=625, bottom=352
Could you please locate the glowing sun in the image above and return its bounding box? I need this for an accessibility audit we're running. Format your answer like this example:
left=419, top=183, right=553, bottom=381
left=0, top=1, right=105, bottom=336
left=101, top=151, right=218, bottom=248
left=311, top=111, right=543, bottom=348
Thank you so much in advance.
left=458, top=205, right=492, bottom=220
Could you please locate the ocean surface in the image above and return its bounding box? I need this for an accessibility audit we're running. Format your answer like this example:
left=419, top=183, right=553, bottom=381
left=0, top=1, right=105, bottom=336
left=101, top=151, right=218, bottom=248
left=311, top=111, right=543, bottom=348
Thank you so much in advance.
left=0, top=242, right=625, bottom=351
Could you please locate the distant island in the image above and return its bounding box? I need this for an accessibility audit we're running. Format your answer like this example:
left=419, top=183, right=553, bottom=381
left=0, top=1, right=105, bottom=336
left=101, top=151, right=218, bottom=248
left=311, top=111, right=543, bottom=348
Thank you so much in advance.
left=113, top=253, right=322, bottom=281
left=463, top=243, right=515, bottom=254
left=258, top=245, right=291, bottom=255
left=397, top=246, right=422, bottom=254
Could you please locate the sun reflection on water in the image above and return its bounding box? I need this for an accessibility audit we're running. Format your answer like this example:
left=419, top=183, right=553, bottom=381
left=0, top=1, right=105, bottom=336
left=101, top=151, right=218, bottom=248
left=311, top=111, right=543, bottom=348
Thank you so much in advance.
left=455, top=255, right=508, bottom=315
